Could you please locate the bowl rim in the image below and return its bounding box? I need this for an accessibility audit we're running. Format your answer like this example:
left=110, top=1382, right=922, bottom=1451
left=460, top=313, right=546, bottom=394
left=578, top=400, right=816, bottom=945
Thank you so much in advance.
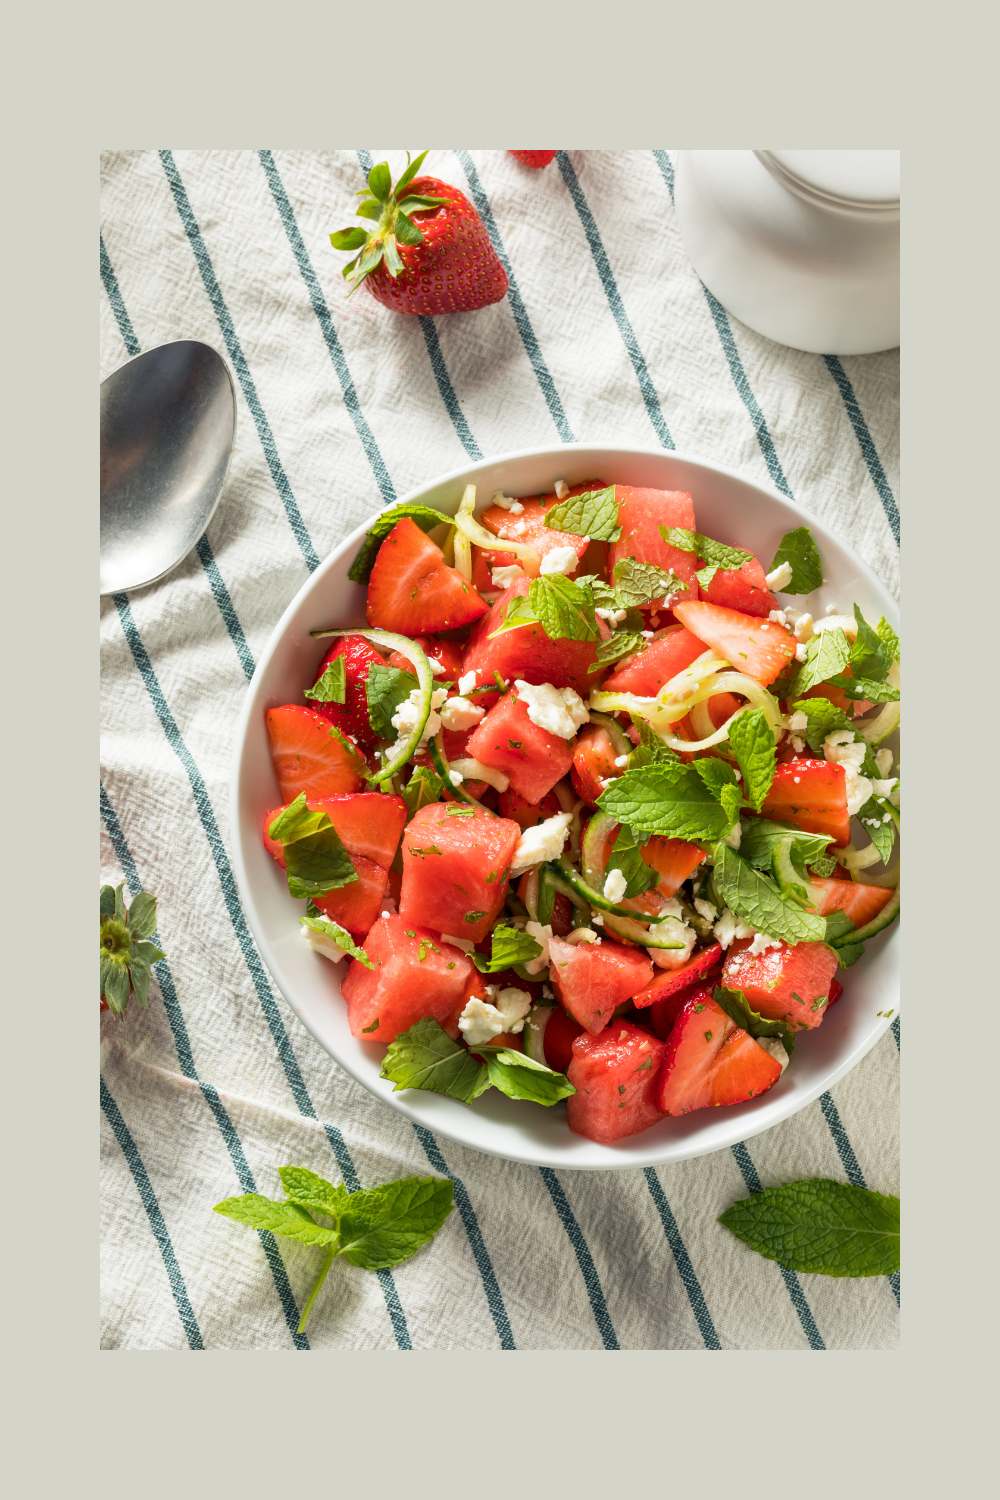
left=229, top=441, right=899, bottom=1171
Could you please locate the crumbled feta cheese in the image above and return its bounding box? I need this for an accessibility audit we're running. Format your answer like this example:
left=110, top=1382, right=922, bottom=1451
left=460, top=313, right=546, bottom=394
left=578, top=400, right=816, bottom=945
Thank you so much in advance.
left=458, top=996, right=505, bottom=1046
left=492, top=492, right=524, bottom=514
left=790, top=735, right=806, bottom=754
left=595, top=605, right=628, bottom=626
left=613, top=754, right=629, bottom=768
left=491, top=564, right=524, bottom=589
left=724, top=822, right=742, bottom=849
left=765, top=561, right=793, bottom=591
left=448, top=769, right=464, bottom=785
left=553, top=479, right=570, bottom=499
left=510, top=813, right=574, bottom=875
left=427, top=656, right=445, bottom=676
left=440, top=932, right=476, bottom=953
left=694, top=897, right=717, bottom=923
left=539, top=545, right=580, bottom=576
left=640, top=629, right=654, bottom=640
left=786, top=710, right=808, bottom=733
left=592, top=912, right=605, bottom=927
left=649, top=919, right=697, bottom=968
left=300, top=923, right=348, bottom=963
left=823, top=729, right=873, bottom=816
left=874, top=747, right=894, bottom=778
left=768, top=608, right=789, bottom=627
left=794, top=642, right=808, bottom=662
left=514, top=680, right=589, bottom=740
left=792, top=611, right=814, bottom=643
left=391, top=686, right=448, bottom=746
left=813, top=613, right=857, bottom=638
left=755, top=1037, right=790, bottom=1073
left=522, top=920, right=554, bottom=975
left=439, top=695, right=485, bottom=731
left=871, top=777, right=898, bottom=799
left=457, top=671, right=478, bottom=696
left=566, top=927, right=600, bottom=945
left=603, top=867, right=628, bottom=904
left=450, top=757, right=510, bottom=792
left=714, top=909, right=754, bottom=948
left=746, top=931, right=782, bottom=956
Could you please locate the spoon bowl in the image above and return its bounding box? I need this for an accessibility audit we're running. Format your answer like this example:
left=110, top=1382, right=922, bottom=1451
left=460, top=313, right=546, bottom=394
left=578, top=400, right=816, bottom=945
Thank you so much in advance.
left=100, top=340, right=236, bottom=595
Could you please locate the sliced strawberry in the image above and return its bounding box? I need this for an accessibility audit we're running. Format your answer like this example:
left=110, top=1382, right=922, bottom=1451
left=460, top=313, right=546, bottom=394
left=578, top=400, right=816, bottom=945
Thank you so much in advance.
left=571, top=724, right=622, bottom=805
left=543, top=1007, right=584, bottom=1072
left=308, top=634, right=386, bottom=751
left=386, top=635, right=465, bottom=681
left=673, top=599, right=795, bottom=686
left=566, top=1022, right=666, bottom=1142
left=266, top=705, right=366, bottom=803
left=262, top=792, right=406, bottom=871
left=827, top=978, right=844, bottom=1009
left=700, top=555, right=776, bottom=618
left=641, top=837, right=706, bottom=897
left=479, top=486, right=595, bottom=578
left=632, top=943, right=724, bottom=1011
left=366, top=517, right=488, bottom=634
left=808, top=877, right=895, bottom=926
left=498, top=787, right=560, bottom=829
left=655, top=991, right=782, bottom=1116
left=602, top=626, right=707, bottom=695
left=722, top=939, right=839, bottom=1030
left=761, top=759, right=851, bottom=846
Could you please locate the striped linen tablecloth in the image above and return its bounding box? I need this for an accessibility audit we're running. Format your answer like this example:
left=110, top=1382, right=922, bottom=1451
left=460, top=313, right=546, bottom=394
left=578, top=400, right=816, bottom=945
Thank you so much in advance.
left=100, top=149, right=900, bottom=1351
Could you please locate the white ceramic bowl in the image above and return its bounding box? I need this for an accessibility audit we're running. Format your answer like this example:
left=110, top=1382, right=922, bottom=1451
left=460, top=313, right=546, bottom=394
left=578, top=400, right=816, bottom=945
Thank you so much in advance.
left=230, top=444, right=899, bottom=1170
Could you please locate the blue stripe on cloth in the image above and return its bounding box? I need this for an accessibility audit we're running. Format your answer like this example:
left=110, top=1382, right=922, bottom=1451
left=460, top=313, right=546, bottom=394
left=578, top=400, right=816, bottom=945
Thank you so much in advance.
left=100, top=1075, right=205, bottom=1349
left=108, top=590, right=411, bottom=1348
left=454, top=151, right=574, bottom=443
left=412, top=1126, right=515, bottom=1349
left=157, top=150, right=320, bottom=572
left=555, top=152, right=675, bottom=451
left=256, top=151, right=396, bottom=507
left=643, top=1169, right=721, bottom=1348
left=101, top=239, right=252, bottom=678
left=539, top=1169, right=619, bottom=1349
left=730, top=1143, right=825, bottom=1348
left=893, top=1017, right=900, bottom=1050
left=822, top=356, right=901, bottom=543
left=100, top=782, right=309, bottom=1347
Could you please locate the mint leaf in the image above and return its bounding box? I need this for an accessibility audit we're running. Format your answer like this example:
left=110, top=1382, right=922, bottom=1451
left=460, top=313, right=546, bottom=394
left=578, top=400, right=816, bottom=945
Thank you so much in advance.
left=366, top=664, right=417, bottom=740
left=606, top=824, right=659, bottom=898
left=597, top=762, right=737, bottom=841
left=267, top=793, right=330, bottom=845
left=589, top=630, right=644, bottom=671
left=711, top=844, right=827, bottom=944
left=849, top=605, right=893, bottom=682
left=808, top=851, right=838, bottom=878
left=380, top=1018, right=489, bottom=1102
left=719, top=1178, right=899, bottom=1277
left=213, top=1194, right=340, bottom=1247
left=278, top=1166, right=350, bottom=1220
left=628, top=719, right=680, bottom=768
left=303, top=655, right=347, bottom=704
left=575, top=573, right=618, bottom=610
left=402, top=765, right=445, bottom=816
left=828, top=673, right=899, bottom=703
left=876, top=617, right=900, bottom=662
left=300, top=913, right=374, bottom=968
left=544, top=485, right=621, bottom=541
left=858, top=798, right=896, bottom=863
left=728, top=708, right=777, bottom=811
left=768, top=527, right=823, bottom=594
left=611, top=558, right=687, bottom=609
left=787, top=697, right=853, bottom=753
left=787, top=628, right=851, bottom=695
left=483, top=1049, right=575, bottom=1106
left=472, top=922, right=543, bottom=973
left=268, top=794, right=359, bottom=900
left=336, top=1176, right=455, bottom=1270
left=662, top=526, right=752, bottom=571
left=528, top=575, right=600, bottom=642
left=741, top=818, right=833, bottom=874
left=695, top=564, right=718, bottom=590
left=348, top=503, right=455, bottom=583
left=713, top=986, right=797, bottom=1054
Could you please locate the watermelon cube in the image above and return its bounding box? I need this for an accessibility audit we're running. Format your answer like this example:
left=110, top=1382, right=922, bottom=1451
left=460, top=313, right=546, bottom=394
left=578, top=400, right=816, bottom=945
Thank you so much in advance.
left=341, top=915, right=473, bottom=1043
left=761, top=760, right=851, bottom=846
left=566, top=1021, right=666, bottom=1143
left=548, top=936, right=654, bottom=1034
left=607, top=487, right=700, bottom=600
left=601, top=625, right=707, bottom=695
left=399, top=801, right=521, bottom=944
left=466, top=692, right=576, bottom=803
left=721, top=939, right=839, bottom=1030
left=700, top=555, right=776, bottom=618
left=462, top=578, right=604, bottom=695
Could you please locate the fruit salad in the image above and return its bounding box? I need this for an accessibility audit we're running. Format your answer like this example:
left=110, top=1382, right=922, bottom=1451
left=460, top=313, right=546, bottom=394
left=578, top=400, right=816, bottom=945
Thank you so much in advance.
left=261, top=481, right=900, bottom=1144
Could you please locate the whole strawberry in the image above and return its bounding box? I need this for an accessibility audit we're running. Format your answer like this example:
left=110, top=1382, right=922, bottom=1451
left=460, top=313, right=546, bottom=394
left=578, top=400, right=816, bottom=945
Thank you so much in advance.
left=330, top=151, right=508, bottom=316
left=509, top=150, right=558, bottom=169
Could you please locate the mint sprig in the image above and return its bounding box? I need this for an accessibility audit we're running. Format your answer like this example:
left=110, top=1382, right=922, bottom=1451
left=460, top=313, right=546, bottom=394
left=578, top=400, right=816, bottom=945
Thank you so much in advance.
left=544, top=485, right=621, bottom=541
left=610, top=558, right=688, bottom=609
left=268, top=793, right=358, bottom=901
left=785, top=628, right=851, bottom=695
left=492, top=575, right=599, bottom=643
left=711, top=844, right=827, bottom=945
left=365, top=663, right=418, bottom=739
left=472, top=923, right=543, bottom=974
left=589, top=630, right=644, bottom=671
left=768, top=527, right=823, bottom=594
left=661, top=525, right=752, bottom=572
left=787, top=697, right=853, bottom=753
left=727, top=708, right=777, bottom=811
left=597, top=761, right=738, bottom=842
left=303, top=655, right=346, bottom=704
left=719, top=1178, right=899, bottom=1277
left=381, top=1019, right=574, bottom=1107
left=215, top=1165, right=454, bottom=1331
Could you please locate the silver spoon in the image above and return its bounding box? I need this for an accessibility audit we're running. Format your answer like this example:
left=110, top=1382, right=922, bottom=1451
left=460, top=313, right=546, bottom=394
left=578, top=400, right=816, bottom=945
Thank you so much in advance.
left=100, top=340, right=236, bottom=596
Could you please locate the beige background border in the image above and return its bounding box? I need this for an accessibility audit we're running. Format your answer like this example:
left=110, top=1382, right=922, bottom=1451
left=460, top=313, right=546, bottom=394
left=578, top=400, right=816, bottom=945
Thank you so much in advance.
left=7, top=0, right=995, bottom=1493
